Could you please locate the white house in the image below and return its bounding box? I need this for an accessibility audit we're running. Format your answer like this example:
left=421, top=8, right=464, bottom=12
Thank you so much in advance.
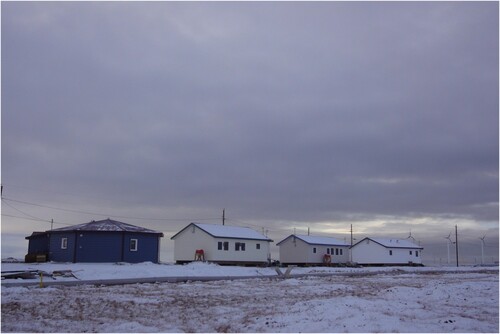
left=171, top=223, right=273, bottom=265
left=277, top=234, right=350, bottom=265
left=351, top=237, right=423, bottom=266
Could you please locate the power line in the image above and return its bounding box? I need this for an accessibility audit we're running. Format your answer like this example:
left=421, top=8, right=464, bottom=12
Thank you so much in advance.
left=0, top=214, right=73, bottom=226
left=2, top=197, right=220, bottom=222
left=1, top=198, right=48, bottom=222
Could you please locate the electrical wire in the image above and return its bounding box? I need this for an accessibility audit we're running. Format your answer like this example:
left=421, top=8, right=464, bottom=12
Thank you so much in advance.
left=0, top=213, right=73, bottom=226
left=2, top=197, right=220, bottom=222
left=1, top=198, right=48, bottom=222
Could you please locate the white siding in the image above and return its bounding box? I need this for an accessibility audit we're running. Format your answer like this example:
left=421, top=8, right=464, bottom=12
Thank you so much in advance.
left=279, top=237, right=310, bottom=264
left=173, top=225, right=270, bottom=263
left=351, top=239, right=422, bottom=265
left=279, top=237, right=350, bottom=264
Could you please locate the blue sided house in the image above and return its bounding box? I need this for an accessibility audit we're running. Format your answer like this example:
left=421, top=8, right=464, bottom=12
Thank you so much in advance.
left=25, top=218, right=164, bottom=263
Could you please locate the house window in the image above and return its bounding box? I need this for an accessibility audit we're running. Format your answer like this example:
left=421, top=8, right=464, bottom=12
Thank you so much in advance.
left=409, top=250, right=413, bottom=255
left=416, top=251, right=419, bottom=257
left=313, top=247, right=317, bottom=254
left=218, top=242, right=223, bottom=250
left=130, top=239, right=138, bottom=252
left=61, top=238, right=68, bottom=250
left=235, top=242, right=246, bottom=251
left=256, top=243, right=261, bottom=250
left=340, top=249, right=343, bottom=255
left=327, top=248, right=330, bottom=255
left=389, top=250, right=393, bottom=256
left=336, top=248, right=339, bottom=256
left=223, top=242, right=229, bottom=251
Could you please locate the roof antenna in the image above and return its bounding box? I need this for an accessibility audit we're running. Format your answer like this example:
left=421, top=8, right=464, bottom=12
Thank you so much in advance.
left=222, top=209, right=225, bottom=226
left=407, top=229, right=416, bottom=242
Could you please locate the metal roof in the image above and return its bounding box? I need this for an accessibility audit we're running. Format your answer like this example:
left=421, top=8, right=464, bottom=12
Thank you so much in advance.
left=48, top=218, right=164, bottom=236
left=171, top=223, right=273, bottom=241
left=352, top=237, right=423, bottom=249
left=276, top=234, right=349, bottom=246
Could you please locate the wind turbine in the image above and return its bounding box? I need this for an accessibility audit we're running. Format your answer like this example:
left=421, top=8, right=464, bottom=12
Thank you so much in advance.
left=445, top=233, right=453, bottom=265
left=479, top=235, right=486, bottom=265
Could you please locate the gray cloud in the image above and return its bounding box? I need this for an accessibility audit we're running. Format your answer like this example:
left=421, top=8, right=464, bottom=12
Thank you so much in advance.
left=2, top=2, right=498, bottom=260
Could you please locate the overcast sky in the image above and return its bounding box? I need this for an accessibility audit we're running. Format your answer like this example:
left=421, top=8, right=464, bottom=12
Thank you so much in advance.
left=2, top=2, right=498, bottom=263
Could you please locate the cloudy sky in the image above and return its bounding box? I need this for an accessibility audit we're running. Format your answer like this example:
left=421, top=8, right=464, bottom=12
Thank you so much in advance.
left=2, top=1, right=498, bottom=263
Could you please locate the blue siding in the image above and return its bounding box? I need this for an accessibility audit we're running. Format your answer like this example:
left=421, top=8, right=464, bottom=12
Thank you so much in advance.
left=123, top=233, right=160, bottom=263
left=75, top=232, right=122, bottom=263
left=42, top=231, right=161, bottom=263
left=27, top=235, right=49, bottom=254
left=49, top=233, right=76, bottom=262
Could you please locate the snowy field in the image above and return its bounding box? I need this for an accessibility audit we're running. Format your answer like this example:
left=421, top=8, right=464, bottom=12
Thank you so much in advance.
left=1, top=262, right=499, bottom=333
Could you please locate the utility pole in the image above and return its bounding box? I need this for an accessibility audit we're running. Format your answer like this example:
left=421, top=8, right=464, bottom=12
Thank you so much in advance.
left=308, top=227, right=310, bottom=236
left=350, top=224, right=353, bottom=247
left=222, top=209, right=225, bottom=226
left=51, top=219, right=54, bottom=230
left=455, top=225, right=459, bottom=267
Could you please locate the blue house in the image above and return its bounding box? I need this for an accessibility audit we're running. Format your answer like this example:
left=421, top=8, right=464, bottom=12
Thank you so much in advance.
left=25, top=218, right=164, bottom=263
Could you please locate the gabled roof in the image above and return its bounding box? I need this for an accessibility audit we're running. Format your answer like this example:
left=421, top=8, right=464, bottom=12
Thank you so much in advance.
left=276, top=234, right=349, bottom=247
left=171, top=222, right=273, bottom=241
left=48, top=218, right=164, bottom=236
left=352, top=237, right=423, bottom=249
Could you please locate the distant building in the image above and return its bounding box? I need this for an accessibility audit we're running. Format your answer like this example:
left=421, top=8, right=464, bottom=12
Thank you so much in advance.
left=350, top=237, right=423, bottom=266
left=25, top=218, right=164, bottom=263
left=277, top=234, right=350, bottom=265
left=171, top=223, right=273, bottom=265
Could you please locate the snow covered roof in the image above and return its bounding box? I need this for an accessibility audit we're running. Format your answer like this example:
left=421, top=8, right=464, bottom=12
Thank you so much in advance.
left=353, top=237, right=423, bottom=249
left=171, top=223, right=273, bottom=241
left=49, top=219, right=164, bottom=236
left=276, top=234, right=349, bottom=246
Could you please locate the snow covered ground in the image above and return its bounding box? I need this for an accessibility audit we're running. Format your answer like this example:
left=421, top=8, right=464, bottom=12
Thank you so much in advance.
left=1, top=262, right=498, bottom=332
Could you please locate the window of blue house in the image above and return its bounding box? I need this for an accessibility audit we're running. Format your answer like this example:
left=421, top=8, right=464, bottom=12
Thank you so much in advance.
left=389, top=250, right=393, bottom=256
left=61, top=238, right=68, bottom=250
left=313, top=247, right=317, bottom=253
left=130, top=239, right=138, bottom=252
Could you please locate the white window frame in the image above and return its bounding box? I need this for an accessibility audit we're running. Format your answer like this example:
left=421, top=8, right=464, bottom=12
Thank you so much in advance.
left=61, top=237, right=68, bottom=250
left=130, top=239, right=138, bottom=252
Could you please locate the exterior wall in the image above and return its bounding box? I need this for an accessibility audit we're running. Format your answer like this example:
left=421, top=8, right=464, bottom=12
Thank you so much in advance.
left=48, top=231, right=161, bottom=263
left=173, top=225, right=270, bottom=264
left=49, top=232, right=77, bottom=262
left=173, top=225, right=215, bottom=262
left=279, top=238, right=310, bottom=264
left=122, top=233, right=161, bottom=263
left=279, top=238, right=350, bottom=264
left=75, top=232, right=122, bottom=262
left=27, top=235, right=49, bottom=254
left=351, top=239, right=422, bottom=265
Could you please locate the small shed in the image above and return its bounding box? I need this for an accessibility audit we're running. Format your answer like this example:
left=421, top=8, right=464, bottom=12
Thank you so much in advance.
left=171, top=223, right=273, bottom=265
left=25, top=218, right=164, bottom=263
left=350, top=237, right=423, bottom=266
left=277, top=234, right=350, bottom=266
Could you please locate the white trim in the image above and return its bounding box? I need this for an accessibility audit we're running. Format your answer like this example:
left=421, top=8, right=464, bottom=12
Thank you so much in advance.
left=61, top=237, right=68, bottom=249
left=130, top=238, right=138, bottom=252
